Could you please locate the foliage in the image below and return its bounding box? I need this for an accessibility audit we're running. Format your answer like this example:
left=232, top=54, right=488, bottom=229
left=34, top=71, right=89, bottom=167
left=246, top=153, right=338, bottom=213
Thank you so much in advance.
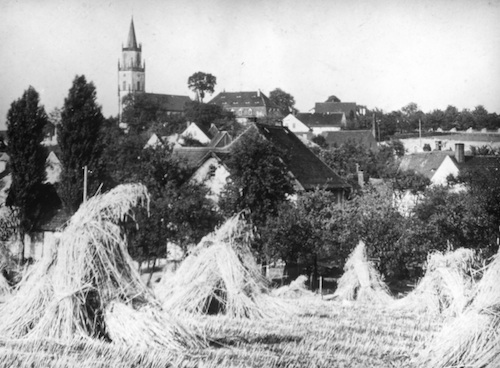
left=423, top=143, right=432, bottom=151
left=393, top=170, right=431, bottom=195
left=187, top=71, right=216, bottom=103
left=6, top=86, right=48, bottom=247
left=219, top=130, right=295, bottom=229
left=311, top=135, right=328, bottom=149
left=184, top=101, right=235, bottom=129
left=269, top=88, right=296, bottom=115
left=58, top=75, right=105, bottom=213
left=412, top=186, right=495, bottom=252
left=121, top=93, right=187, bottom=135
left=123, top=145, right=221, bottom=262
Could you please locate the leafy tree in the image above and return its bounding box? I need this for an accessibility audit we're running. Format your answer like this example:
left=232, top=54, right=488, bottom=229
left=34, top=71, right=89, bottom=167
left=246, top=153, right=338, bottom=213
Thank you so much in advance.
left=184, top=101, right=234, bottom=129
left=219, top=130, right=295, bottom=233
left=311, top=135, right=328, bottom=149
left=58, top=75, right=105, bottom=213
left=393, top=170, right=431, bottom=197
left=269, top=88, right=296, bottom=115
left=121, top=93, right=187, bottom=135
left=126, top=145, right=221, bottom=276
left=6, top=86, right=48, bottom=260
left=187, top=71, right=216, bottom=103
left=423, top=143, right=432, bottom=151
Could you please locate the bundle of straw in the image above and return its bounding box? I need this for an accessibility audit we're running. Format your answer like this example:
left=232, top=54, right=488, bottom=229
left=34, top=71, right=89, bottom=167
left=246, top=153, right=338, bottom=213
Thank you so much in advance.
left=394, top=248, right=477, bottom=315
left=0, top=273, right=9, bottom=298
left=158, top=214, right=287, bottom=319
left=418, top=250, right=500, bottom=367
left=273, top=275, right=314, bottom=299
left=327, top=241, right=392, bottom=304
left=0, top=183, right=202, bottom=350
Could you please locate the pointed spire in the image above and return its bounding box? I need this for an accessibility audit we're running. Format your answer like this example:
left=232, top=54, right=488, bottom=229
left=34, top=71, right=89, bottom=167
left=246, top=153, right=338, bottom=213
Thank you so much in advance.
left=126, top=18, right=138, bottom=49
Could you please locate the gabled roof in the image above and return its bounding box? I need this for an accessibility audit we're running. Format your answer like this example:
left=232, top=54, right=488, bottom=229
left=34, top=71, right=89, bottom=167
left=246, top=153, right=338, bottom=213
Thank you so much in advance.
left=175, top=123, right=350, bottom=191
left=295, top=113, right=344, bottom=128
left=315, top=102, right=357, bottom=116
left=208, top=131, right=232, bottom=148
left=398, top=151, right=454, bottom=179
left=253, top=123, right=350, bottom=190
left=143, top=93, right=191, bottom=112
left=208, top=91, right=280, bottom=109
left=321, top=130, right=378, bottom=151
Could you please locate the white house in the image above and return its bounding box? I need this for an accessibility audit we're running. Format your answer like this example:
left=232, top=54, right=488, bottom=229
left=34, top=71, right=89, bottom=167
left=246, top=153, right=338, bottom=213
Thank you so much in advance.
left=179, top=122, right=218, bottom=145
left=190, top=154, right=231, bottom=204
left=283, top=113, right=345, bottom=136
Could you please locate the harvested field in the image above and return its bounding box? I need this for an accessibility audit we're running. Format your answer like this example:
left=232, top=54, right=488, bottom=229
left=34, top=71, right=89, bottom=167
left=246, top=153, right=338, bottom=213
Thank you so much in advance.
left=0, top=295, right=444, bottom=368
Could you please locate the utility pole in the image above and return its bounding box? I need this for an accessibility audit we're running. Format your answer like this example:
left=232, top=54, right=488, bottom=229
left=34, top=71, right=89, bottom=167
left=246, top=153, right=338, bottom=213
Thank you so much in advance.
left=419, top=119, right=422, bottom=150
left=83, top=165, right=88, bottom=203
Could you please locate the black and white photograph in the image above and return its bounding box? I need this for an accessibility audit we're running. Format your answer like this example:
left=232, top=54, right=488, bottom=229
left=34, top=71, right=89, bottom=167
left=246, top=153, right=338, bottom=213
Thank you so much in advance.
left=0, top=0, right=499, bottom=367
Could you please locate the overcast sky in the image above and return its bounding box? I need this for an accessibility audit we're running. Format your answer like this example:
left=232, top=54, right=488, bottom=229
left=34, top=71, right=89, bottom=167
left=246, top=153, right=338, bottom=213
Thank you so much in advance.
left=1, top=0, right=499, bottom=129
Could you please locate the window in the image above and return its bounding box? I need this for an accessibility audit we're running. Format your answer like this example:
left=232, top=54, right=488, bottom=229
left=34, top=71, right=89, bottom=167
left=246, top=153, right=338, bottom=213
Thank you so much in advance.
left=137, top=81, right=140, bottom=90
left=122, top=81, right=126, bottom=91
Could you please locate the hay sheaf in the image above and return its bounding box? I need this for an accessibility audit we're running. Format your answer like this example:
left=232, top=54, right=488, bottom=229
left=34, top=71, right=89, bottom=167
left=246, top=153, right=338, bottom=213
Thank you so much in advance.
left=394, top=248, right=477, bottom=315
left=418, top=250, right=500, bottom=367
left=273, top=275, right=314, bottom=299
left=158, top=214, right=288, bottom=319
left=0, top=183, right=202, bottom=350
left=326, top=241, right=392, bottom=305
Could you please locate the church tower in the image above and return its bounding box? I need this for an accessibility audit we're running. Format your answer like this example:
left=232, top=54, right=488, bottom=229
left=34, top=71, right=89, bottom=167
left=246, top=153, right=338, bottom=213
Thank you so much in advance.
left=118, top=18, right=145, bottom=119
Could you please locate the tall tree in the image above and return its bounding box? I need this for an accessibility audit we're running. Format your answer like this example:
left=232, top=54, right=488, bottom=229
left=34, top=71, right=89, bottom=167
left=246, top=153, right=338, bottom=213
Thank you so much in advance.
left=58, top=75, right=105, bottom=213
left=6, top=86, right=48, bottom=260
left=269, top=88, right=296, bottom=115
left=187, top=71, right=216, bottom=103
left=219, top=130, right=295, bottom=229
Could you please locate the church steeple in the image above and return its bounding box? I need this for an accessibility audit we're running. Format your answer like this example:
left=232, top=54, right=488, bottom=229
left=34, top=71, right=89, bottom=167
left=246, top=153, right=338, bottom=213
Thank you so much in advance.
left=118, top=18, right=145, bottom=120
left=126, top=18, right=138, bottom=50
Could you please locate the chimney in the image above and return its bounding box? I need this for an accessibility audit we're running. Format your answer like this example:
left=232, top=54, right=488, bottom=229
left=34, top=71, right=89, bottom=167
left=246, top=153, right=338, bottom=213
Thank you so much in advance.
left=455, top=143, right=465, bottom=163
left=257, top=89, right=261, bottom=97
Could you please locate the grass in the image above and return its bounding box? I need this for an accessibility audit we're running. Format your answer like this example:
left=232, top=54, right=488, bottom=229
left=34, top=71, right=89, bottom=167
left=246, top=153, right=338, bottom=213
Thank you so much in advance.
left=0, top=295, right=444, bottom=368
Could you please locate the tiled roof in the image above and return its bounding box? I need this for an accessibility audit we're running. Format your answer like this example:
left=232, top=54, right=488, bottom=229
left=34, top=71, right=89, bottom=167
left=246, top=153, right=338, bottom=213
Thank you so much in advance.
left=208, top=131, right=232, bottom=148
left=321, top=130, right=378, bottom=151
left=315, top=102, right=357, bottom=116
left=253, top=124, right=350, bottom=190
left=208, top=91, right=280, bottom=109
left=457, top=155, right=500, bottom=170
left=296, top=113, right=344, bottom=127
left=143, top=93, right=191, bottom=112
left=398, top=151, right=454, bottom=179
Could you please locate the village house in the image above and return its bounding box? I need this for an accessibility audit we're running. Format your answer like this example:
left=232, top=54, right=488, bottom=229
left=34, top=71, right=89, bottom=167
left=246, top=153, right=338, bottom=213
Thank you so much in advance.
left=283, top=113, right=346, bottom=136
left=208, top=91, right=282, bottom=123
left=396, top=143, right=500, bottom=214
left=174, top=123, right=351, bottom=205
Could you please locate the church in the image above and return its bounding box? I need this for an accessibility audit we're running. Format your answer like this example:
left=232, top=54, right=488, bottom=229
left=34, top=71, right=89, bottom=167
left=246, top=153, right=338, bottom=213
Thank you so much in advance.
left=118, top=19, right=191, bottom=120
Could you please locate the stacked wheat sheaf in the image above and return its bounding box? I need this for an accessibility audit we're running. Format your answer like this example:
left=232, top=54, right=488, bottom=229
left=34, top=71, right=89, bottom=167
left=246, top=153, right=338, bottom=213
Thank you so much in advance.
left=0, top=183, right=202, bottom=350
left=157, top=213, right=287, bottom=319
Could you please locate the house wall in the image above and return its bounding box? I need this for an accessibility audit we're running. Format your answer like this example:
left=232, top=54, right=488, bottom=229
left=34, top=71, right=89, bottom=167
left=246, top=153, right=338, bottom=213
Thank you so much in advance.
left=310, top=126, right=342, bottom=134
left=191, top=157, right=230, bottom=203
left=399, top=136, right=500, bottom=153
left=181, top=123, right=211, bottom=144
left=283, top=115, right=310, bottom=133
left=431, top=155, right=459, bottom=186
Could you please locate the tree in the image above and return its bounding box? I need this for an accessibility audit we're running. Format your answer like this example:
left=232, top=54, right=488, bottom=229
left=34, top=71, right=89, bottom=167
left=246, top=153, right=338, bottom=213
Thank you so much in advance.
left=269, top=88, right=296, bottom=115
left=187, top=72, right=216, bottom=103
left=6, top=86, right=48, bottom=260
left=219, top=130, right=295, bottom=239
left=121, top=93, right=188, bottom=135
left=58, top=75, right=105, bottom=213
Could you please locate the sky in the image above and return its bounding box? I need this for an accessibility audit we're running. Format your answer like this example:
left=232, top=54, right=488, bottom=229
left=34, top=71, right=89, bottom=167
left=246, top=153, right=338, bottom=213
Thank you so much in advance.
left=1, top=0, right=500, bottom=129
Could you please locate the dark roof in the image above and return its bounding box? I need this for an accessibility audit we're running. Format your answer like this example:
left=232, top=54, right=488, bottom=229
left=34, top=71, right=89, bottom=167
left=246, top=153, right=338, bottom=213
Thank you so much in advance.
left=253, top=124, right=350, bottom=190
left=173, top=147, right=213, bottom=167
left=398, top=151, right=454, bottom=179
left=315, top=102, right=357, bottom=116
left=296, top=113, right=344, bottom=128
left=126, top=19, right=138, bottom=49
left=457, top=155, right=500, bottom=171
left=143, top=93, right=191, bottom=112
left=208, top=91, right=280, bottom=109
left=321, top=130, right=378, bottom=152
left=208, top=131, right=232, bottom=148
